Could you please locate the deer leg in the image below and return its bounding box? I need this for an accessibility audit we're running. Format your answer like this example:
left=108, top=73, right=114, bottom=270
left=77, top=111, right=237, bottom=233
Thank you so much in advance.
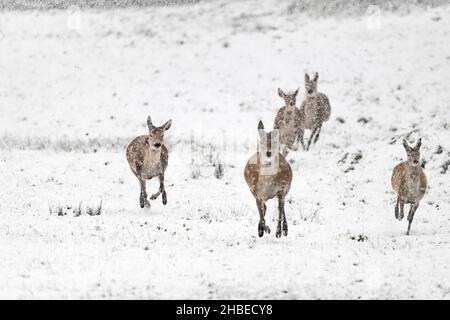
left=161, top=175, right=167, bottom=205
left=406, top=203, right=419, bottom=235
left=136, top=162, right=149, bottom=208
left=276, top=195, right=287, bottom=238
left=278, top=195, right=288, bottom=237
left=150, top=174, right=167, bottom=205
left=395, top=197, right=399, bottom=219
left=139, top=178, right=150, bottom=208
left=256, top=199, right=265, bottom=237
left=306, top=126, right=319, bottom=151
left=313, top=125, right=322, bottom=144
left=263, top=202, right=270, bottom=234
left=298, top=130, right=305, bottom=151
left=399, top=200, right=405, bottom=220
left=256, top=199, right=270, bottom=237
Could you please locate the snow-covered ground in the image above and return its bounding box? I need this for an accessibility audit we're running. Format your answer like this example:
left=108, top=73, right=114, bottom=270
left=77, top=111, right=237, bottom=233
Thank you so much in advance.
left=0, top=0, right=449, bottom=299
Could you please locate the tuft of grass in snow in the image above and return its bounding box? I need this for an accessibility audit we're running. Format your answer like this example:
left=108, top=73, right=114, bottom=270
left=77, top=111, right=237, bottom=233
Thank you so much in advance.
left=338, top=150, right=363, bottom=173
left=213, top=160, right=224, bottom=179
left=49, top=201, right=103, bottom=217
left=441, top=160, right=450, bottom=174
left=86, top=201, right=103, bottom=216
left=190, top=157, right=201, bottom=179
left=73, top=202, right=83, bottom=217
left=350, top=234, right=369, bottom=242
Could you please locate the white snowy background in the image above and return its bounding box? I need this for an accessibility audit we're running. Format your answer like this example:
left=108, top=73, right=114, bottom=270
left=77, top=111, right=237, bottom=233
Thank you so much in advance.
left=0, top=0, right=449, bottom=299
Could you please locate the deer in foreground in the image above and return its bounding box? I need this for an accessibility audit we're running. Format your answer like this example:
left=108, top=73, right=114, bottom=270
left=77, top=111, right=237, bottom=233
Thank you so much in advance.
left=391, top=138, right=427, bottom=235
left=299, top=72, right=331, bottom=151
left=126, top=116, right=172, bottom=208
left=274, top=88, right=304, bottom=157
left=244, top=121, right=293, bottom=238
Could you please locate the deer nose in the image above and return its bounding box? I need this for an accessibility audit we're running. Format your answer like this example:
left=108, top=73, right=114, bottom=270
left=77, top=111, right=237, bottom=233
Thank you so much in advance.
left=154, top=143, right=161, bottom=148
left=266, top=151, right=272, bottom=157
left=308, top=89, right=313, bottom=94
left=413, top=160, right=419, bottom=165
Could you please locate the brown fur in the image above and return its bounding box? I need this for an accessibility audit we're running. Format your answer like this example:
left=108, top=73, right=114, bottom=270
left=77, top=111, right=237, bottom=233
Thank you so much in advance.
left=299, top=72, right=331, bottom=151
left=391, top=138, right=427, bottom=235
left=274, top=88, right=304, bottom=156
left=244, top=121, right=293, bottom=238
left=126, top=116, right=172, bottom=208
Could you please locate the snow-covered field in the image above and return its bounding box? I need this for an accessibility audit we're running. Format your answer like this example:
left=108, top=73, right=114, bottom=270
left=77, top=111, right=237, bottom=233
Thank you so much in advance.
left=0, top=0, right=449, bottom=299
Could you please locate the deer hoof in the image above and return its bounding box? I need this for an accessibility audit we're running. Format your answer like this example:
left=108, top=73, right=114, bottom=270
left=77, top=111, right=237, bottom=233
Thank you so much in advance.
left=276, top=224, right=282, bottom=238
left=162, top=191, right=167, bottom=205
left=283, top=225, right=288, bottom=236
left=258, top=229, right=264, bottom=237
left=258, top=221, right=267, bottom=237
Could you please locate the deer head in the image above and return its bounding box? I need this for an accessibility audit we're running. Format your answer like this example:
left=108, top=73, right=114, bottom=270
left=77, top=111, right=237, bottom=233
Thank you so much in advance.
left=403, top=138, right=422, bottom=167
left=257, top=121, right=280, bottom=172
left=147, top=115, right=172, bottom=151
left=304, top=72, right=319, bottom=98
left=278, top=88, right=299, bottom=109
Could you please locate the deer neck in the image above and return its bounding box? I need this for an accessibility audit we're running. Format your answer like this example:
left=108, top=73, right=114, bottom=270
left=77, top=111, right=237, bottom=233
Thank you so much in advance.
left=257, top=152, right=280, bottom=170
left=306, top=95, right=318, bottom=104
left=146, top=146, right=161, bottom=160
left=406, top=164, right=421, bottom=181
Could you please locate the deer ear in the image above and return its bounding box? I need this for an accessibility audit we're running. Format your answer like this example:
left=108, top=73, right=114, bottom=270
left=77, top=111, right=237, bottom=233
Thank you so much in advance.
left=414, top=138, right=422, bottom=150
left=314, top=72, right=319, bottom=81
left=258, top=120, right=264, bottom=131
left=147, top=116, right=153, bottom=129
left=294, top=88, right=299, bottom=96
left=403, top=139, right=412, bottom=152
left=277, top=88, right=285, bottom=98
left=162, top=119, right=172, bottom=131
left=305, top=73, right=310, bottom=81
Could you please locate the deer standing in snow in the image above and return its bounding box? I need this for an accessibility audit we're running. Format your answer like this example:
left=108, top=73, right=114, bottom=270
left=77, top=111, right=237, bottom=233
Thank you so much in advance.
left=391, top=138, right=427, bottom=235
left=244, top=121, right=293, bottom=238
left=299, top=72, right=331, bottom=151
left=126, top=116, right=172, bottom=208
left=274, top=88, right=304, bottom=156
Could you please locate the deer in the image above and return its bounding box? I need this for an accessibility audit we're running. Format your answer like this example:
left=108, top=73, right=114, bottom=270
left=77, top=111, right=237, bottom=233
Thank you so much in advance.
left=244, top=120, right=293, bottom=238
left=299, top=72, right=331, bottom=151
left=274, top=88, right=304, bottom=157
left=391, top=138, right=428, bottom=235
left=126, top=116, right=172, bottom=209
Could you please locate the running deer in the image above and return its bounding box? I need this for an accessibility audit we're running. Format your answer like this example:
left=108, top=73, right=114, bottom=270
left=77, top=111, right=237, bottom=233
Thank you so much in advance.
left=391, top=138, right=427, bottom=235
left=244, top=121, right=293, bottom=238
left=274, top=88, right=304, bottom=156
left=299, top=72, right=331, bottom=151
left=126, top=116, right=172, bottom=208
